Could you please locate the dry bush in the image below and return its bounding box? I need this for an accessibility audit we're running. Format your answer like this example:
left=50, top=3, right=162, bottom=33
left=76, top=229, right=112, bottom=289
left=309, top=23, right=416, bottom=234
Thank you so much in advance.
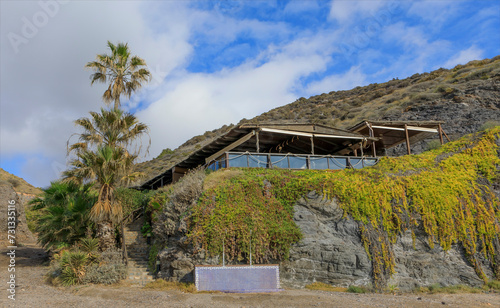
left=305, top=282, right=348, bottom=292
left=144, top=279, right=197, bottom=293
left=203, top=169, right=243, bottom=191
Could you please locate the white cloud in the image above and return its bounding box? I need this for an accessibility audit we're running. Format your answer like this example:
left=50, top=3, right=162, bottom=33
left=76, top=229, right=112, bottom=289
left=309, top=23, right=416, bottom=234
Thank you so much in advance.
left=138, top=35, right=333, bottom=157
left=305, top=66, right=367, bottom=95
left=0, top=1, right=195, bottom=186
left=329, top=0, right=387, bottom=23
left=408, top=0, right=459, bottom=30
left=442, top=46, right=484, bottom=68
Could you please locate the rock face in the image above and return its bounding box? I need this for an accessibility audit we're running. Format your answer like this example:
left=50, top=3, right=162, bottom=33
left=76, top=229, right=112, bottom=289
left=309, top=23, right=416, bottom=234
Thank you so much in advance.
left=280, top=191, right=495, bottom=291
left=156, top=188, right=497, bottom=290
left=280, top=192, right=372, bottom=288
left=0, top=181, right=35, bottom=244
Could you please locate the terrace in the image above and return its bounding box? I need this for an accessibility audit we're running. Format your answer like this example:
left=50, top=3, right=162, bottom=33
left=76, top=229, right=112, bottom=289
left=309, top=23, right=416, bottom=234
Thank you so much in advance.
left=139, top=121, right=445, bottom=190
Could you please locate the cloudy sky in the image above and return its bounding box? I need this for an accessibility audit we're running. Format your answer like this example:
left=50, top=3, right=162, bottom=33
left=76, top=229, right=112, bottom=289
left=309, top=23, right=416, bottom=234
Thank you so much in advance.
left=1, top=0, right=499, bottom=188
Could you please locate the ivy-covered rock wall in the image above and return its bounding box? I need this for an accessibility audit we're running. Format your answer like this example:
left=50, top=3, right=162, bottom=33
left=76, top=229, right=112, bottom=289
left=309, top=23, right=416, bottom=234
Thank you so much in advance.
left=153, top=127, right=500, bottom=290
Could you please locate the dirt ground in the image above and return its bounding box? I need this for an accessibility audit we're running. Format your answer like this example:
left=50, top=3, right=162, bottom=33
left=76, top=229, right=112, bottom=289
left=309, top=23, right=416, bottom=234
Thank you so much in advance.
left=1, top=243, right=499, bottom=308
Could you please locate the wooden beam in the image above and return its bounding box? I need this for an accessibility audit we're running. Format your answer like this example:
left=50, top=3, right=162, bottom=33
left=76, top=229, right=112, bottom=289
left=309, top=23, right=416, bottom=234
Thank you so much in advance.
left=405, top=124, right=411, bottom=155
left=442, top=129, right=451, bottom=142
left=260, top=127, right=312, bottom=137
left=256, top=131, right=260, bottom=153
left=371, top=125, right=438, bottom=133
left=310, top=136, right=315, bottom=155
left=205, top=131, right=256, bottom=163
left=438, top=123, right=444, bottom=145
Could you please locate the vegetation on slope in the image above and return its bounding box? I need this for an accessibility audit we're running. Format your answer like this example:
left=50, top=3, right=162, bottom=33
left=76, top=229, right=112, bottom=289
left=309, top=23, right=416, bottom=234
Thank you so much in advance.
left=187, top=127, right=500, bottom=289
left=136, top=56, right=500, bottom=183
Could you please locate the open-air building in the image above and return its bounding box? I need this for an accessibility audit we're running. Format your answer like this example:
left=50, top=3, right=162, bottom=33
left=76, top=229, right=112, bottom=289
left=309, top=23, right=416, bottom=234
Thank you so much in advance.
left=139, top=120, right=445, bottom=190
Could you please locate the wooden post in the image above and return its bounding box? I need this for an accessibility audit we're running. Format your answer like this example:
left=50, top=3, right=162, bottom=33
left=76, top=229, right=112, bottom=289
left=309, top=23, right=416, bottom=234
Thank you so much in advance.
left=438, top=124, right=444, bottom=145
left=404, top=124, right=411, bottom=155
left=121, top=222, right=128, bottom=266
left=310, top=136, right=315, bottom=155
left=256, top=130, right=260, bottom=153
left=353, top=149, right=358, bottom=157
left=372, top=141, right=376, bottom=157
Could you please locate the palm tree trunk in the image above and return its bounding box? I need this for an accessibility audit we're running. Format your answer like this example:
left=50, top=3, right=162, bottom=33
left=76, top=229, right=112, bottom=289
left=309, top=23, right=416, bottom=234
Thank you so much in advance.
left=97, top=221, right=115, bottom=251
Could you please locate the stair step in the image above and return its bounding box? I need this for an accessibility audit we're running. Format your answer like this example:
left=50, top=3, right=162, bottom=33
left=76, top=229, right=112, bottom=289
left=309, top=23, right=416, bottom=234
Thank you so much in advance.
left=124, top=217, right=153, bottom=286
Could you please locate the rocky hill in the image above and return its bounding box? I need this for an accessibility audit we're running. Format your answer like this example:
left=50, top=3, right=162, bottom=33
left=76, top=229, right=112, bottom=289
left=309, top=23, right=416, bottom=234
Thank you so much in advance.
left=0, top=168, right=42, bottom=196
left=136, top=56, right=500, bottom=183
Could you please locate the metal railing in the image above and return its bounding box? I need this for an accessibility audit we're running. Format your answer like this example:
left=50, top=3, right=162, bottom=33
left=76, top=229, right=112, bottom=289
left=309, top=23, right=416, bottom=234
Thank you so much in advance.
left=206, top=152, right=379, bottom=171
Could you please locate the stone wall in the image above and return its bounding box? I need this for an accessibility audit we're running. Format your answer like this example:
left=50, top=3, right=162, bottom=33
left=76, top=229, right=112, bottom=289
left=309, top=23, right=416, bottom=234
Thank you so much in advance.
left=280, top=191, right=495, bottom=291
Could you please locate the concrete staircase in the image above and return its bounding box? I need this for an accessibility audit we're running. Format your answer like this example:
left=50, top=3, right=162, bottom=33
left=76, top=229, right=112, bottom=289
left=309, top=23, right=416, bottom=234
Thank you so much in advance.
left=124, top=217, right=154, bottom=286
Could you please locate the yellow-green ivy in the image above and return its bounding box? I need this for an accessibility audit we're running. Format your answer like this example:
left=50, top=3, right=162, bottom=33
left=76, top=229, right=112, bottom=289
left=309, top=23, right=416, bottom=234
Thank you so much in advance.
left=188, top=127, right=500, bottom=289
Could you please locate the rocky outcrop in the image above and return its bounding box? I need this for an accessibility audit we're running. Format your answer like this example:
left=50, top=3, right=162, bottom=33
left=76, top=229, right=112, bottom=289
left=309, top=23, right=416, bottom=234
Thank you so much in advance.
left=280, top=191, right=495, bottom=291
left=154, top=188, right=497, bottom=290
left=0, top=181, right=35, bottom=244
left=280, top=192, right=372, bottom=288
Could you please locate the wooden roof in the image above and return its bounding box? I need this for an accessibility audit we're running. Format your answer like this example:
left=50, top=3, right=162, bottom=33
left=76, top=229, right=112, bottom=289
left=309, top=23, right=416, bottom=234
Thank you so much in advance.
left=139, top=121, right=445, bottom=190
left=139, top=123, right=377, bottom=190
left=349, top=120, right=444, bottom=149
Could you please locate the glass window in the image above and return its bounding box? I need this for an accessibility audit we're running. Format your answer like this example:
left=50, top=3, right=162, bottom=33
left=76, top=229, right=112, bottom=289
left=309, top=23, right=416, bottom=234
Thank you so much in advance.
left=363, top=158, right=378, bottom=167
left=248, top=154, right=268, bottom=168
left=310, top=157, right=329, bottom=170
left=288, top=156, right=307, bottom=169
left=228, top=154, right=248, bottom=168
left=350, top=158, right=363, bottom=169
left=329, top=157, right=347, bottom=170
left=270, top=155, right=289, bottom=169
left=207, top=162, right=217, bottom=171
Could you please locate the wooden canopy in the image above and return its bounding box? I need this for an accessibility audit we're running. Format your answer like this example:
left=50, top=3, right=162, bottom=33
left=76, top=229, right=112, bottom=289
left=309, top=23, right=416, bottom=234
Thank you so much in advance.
left=139, top=121, right=447, bottom=190
left=139, top=123, right=377, bottom=190
left=349, top=120, right=447, bottom=155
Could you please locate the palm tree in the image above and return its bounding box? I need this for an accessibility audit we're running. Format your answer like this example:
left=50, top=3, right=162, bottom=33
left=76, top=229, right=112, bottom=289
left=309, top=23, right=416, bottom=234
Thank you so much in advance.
left=29, top=181, right=96, bottom=250
left=65, top=109, right=149, bottom=250
left=68, top=107, right=150, bottom=156
left=86, top=41, right=151, bottom=109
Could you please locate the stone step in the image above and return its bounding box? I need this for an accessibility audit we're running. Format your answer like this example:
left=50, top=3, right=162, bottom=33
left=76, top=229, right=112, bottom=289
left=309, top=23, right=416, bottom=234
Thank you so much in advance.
left=124, top=217, right=154, bottom=286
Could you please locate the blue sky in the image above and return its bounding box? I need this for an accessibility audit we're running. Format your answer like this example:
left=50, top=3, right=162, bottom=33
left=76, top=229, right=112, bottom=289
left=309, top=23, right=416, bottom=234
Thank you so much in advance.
left=1, top=0, right=499, bottom=188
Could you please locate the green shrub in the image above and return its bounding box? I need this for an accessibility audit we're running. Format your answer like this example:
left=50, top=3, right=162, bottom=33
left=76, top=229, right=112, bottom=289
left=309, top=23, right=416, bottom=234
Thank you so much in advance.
left=486, top=280, right=500, bottom=290
left=7, top=178, right=20, bottom=188
left=30, top=181, right=95, bottom=250
left=347, top=285, right=368, bottom=293
left=59, top=250, right=89, bottom=286
left=480, top=121, right=500, bottom=131
left=148, top=244, right=160, bottom=273
left=82, top=248, right=126, bottom=285
left=48, top=242, right=126, bottom=286
left=426, top=139, right=442, bottom=151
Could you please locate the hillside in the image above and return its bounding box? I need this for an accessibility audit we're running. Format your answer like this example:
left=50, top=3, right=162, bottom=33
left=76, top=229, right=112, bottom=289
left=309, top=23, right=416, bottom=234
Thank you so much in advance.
left=136, top=56, right=500, bottom=184
left=0, top=168, right=42, bottom=196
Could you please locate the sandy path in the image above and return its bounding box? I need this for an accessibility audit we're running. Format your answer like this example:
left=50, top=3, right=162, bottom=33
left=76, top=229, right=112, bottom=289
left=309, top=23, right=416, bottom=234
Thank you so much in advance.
left=1, top=244, right=499, bottom=307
